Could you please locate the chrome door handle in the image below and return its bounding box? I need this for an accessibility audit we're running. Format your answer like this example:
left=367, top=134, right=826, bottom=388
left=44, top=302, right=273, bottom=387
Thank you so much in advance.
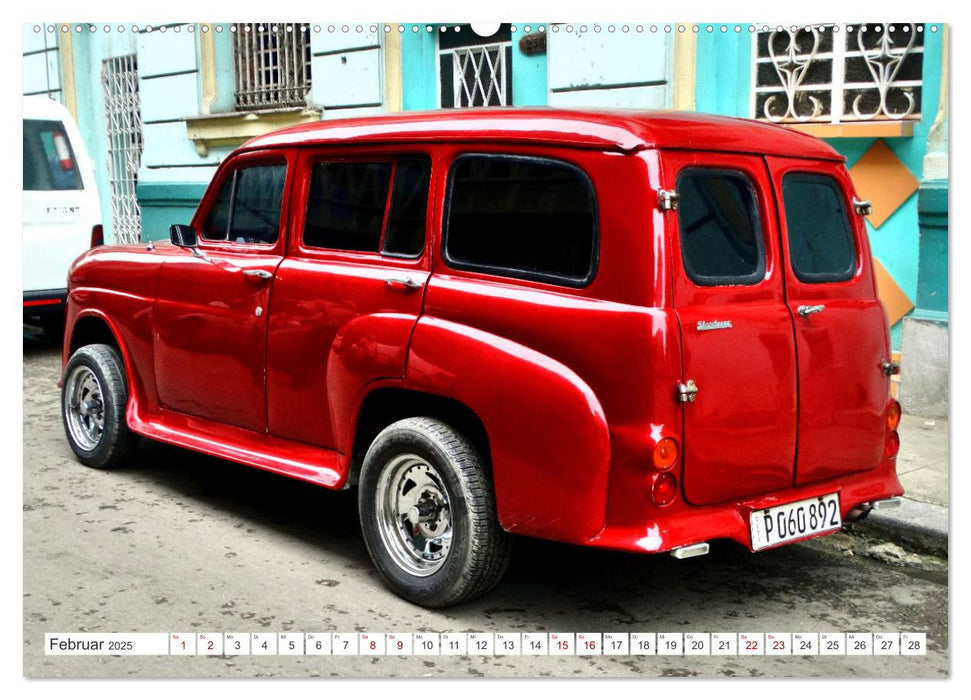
left=243, top=269, right=273, bottom=280
left=384, top=277, right=422, bottom=290
left=797, top=304, right=825, bottom=317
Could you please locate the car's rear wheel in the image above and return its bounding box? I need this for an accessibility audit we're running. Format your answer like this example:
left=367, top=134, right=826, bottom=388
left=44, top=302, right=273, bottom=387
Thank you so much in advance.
left=358, top=417, right=511, bottom=607
left=62, top=344, right=138, bottom=469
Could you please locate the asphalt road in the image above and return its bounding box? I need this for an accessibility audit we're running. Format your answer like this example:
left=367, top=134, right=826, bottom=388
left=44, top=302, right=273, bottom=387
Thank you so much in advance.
left=23, top=331, right=949, bottom=678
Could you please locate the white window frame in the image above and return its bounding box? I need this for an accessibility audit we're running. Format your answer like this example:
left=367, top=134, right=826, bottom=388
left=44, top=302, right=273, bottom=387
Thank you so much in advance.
left=751, top=23, right=924, bottom=125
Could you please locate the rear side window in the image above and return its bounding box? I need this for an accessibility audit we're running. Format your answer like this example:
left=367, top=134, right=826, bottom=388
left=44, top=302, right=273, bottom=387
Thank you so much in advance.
left=23, top=119, right=82, bottom=191
left=677, top=170, right=765, bottom=286
left=303, top=157, right=431, bottom=256
left=444, top=155, right=597, bottom=287
left=204, top=163, right=287, bottom=244
left=782, top=173, right=857, bottom=283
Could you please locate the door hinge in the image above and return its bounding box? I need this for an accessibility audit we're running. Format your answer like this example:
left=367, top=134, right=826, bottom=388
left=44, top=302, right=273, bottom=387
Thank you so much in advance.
left=854, top=198, right=873, bottom=216
left=881, top=359, right=901, bottom=377
left=677, top=379, right=699, bottom=403
left=658, top=189, right=680, bottom=211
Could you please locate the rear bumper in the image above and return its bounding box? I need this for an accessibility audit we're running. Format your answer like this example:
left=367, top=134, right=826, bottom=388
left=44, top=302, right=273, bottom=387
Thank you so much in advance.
left=586, top=465, right=904, bottom=554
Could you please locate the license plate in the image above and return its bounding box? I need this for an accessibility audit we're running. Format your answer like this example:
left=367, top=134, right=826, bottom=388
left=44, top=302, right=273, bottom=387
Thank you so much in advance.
left=749, top=493, right=841, bottom=551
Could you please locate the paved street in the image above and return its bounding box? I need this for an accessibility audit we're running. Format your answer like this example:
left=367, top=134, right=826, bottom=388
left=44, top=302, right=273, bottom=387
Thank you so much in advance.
left=23, top=331, right=948, bottom=678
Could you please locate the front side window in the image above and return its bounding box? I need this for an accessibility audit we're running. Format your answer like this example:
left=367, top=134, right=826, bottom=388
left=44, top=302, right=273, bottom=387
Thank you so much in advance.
left=676, top=170, right=766, bottom=286
left=444, top=155, right=597, bottom=286
left=303, top=156, right=432, bottom=255
left=203, top=163, right=287, bottom=244
left=782, top=173, right=857, bottom=282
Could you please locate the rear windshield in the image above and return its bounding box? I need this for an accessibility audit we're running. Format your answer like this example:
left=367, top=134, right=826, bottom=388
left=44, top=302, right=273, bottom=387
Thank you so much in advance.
left=23, top=119, right=83, bottom=191
left=782, top=173, right=857, bottom=283
left=676, top=169, right=765, bottom=286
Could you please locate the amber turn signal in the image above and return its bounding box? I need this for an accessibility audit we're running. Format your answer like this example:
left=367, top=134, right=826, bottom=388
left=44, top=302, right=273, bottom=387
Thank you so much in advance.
left=652, top=472, right=678, bottom=506
left=885, top=431, right=900, bottom=459
left=887, top=400, right=901, bottom=431
left=653, top=437, right=679, bottom=470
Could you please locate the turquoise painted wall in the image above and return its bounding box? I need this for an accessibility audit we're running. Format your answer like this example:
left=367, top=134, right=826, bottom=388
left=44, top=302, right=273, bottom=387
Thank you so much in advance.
left=402, top=31, right=437, bottom=110
left=511, top=29, right=547, bottom=106
left=695, top=30, right=751, bottom=116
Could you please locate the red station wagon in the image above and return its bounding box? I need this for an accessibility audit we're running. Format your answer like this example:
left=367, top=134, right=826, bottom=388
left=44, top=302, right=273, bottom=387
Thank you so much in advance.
left=60, top=109, right=904, bottom=607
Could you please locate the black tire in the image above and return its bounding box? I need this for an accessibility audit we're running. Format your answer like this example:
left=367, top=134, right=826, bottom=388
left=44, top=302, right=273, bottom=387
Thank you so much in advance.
left=358, top=417, right=511, bottom=607
left=61, top=344, right=138, bottom=469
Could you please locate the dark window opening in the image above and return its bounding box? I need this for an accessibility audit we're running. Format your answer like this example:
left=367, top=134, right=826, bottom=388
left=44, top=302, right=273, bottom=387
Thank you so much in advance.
left=384, top=157, right=431, bottom=257
left=444, top=155, right=597, bottom=286
left=677, top=170, right=766, bottom=286
left=203, top=163, right=286, bottom=244
left=303, top=162, right=392, bottom=252
left=782, top=173, right=857, bottom=282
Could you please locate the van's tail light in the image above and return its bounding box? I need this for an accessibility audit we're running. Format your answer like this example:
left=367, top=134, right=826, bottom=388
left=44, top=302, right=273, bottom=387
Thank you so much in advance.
left=885, top=399, right=901, bottom=459
left=886, top=431, right=900, bottom=459
left=652, top=473, right=678, bottom=506
left=653, top=437, right=679, bottom=471
left=887, top=399, right=901, bottom=431
left=90, top=224, right=104, bottom=248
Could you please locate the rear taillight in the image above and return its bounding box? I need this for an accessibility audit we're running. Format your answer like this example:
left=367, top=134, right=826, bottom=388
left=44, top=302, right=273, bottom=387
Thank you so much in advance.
left=887, top=399, right=901, bottom=431
left=653, top=437, right=679, bottom=470
left=652, top=473, right=678, bottom=506
left=90, top=224, right=104, bottom=248
left=885, top=399, right=901, bottom=459
left=886, top=431, right=900, bottom=459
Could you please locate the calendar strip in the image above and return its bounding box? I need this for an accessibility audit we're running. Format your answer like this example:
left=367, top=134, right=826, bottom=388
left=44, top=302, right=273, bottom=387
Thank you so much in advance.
left=45, top=632, right=927, bottom=656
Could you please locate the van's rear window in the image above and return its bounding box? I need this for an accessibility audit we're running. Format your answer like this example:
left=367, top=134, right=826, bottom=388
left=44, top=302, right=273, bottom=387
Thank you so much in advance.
left=23, top=119, right=82, bottom=191
left=782, top=174, right=857, bottom=283
left=444, top=155, right=597, bottom=287
left=676, top=169, right=765, bottom=286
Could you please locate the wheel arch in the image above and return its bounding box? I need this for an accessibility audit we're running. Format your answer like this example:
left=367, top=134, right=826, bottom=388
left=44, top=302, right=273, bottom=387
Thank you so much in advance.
left=348, top=387, right=491, bottom=488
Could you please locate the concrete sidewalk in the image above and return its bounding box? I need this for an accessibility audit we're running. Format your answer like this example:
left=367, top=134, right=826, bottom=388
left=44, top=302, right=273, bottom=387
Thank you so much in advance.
left=851, top=413, right=949, bottom=558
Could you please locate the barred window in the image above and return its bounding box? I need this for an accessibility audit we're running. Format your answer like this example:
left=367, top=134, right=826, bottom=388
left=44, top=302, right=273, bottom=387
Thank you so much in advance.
left=754, top=24, right=923, bottom=124
left=233, top=23, right=312, bottom=110
left=439, top=24, right=513, bottom=108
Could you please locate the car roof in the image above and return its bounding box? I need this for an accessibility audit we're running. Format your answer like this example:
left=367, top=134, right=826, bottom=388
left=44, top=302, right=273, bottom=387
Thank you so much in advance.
left=23, top=95, right=76, bottom=121
left=241, top=108, right=844, bottom=161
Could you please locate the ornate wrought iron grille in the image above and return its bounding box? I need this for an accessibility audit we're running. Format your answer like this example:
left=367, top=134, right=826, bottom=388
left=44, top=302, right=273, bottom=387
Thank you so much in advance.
left=101, top=54, right=143, bottom=244
left=754, top=24, right=923, bottom=123
left=439, top=25, right=513, bottom=108
left=233, top=23, right=312, bottom=110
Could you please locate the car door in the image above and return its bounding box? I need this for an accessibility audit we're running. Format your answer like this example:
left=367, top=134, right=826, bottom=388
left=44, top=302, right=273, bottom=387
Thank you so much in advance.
left=664, top=150, right=799, bottom=506
left=264, top=148, right=434, bottom=450
left=766, top=156, right=891, bottom=484
left=153, top=149, right=293, bottom=432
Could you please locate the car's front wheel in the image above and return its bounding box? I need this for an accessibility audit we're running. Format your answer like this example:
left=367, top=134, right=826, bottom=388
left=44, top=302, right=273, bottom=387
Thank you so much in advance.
left=358, top=417, right=511, bottom=607
left=62, top=344, right=138, bottom=469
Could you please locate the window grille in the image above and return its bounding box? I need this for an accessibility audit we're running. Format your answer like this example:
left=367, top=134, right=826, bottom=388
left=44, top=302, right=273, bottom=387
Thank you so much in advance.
left=233, top=23, right=312, bottom=110
left=754, top=23, right=923, bottom=124
left=101, top=54, right=143, bottom=244
left=439, top=25, right=513, bottom=108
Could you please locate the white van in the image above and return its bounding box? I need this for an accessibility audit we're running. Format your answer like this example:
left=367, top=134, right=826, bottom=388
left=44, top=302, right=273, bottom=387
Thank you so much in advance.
left=23, top=96, right=102, bottom=338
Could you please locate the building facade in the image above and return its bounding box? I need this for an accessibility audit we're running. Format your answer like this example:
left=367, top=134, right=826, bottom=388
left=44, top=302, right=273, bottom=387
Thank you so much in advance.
left=22, top=21, right=948, bottom=412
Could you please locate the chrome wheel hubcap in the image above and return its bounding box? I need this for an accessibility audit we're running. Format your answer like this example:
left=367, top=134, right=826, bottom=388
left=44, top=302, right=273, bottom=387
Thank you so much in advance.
left=376, top=454, right=452, bottom=577
left=65, top=366, right=105, bottom=451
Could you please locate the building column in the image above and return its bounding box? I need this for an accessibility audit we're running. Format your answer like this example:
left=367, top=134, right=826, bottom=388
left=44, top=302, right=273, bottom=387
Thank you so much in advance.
left=900, top=27, right=948, bottom=418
